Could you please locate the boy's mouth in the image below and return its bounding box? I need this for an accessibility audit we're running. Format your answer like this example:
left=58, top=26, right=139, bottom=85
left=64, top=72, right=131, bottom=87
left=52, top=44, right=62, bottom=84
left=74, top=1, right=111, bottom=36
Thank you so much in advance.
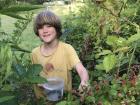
left=43, top=34, right=51, bottom=37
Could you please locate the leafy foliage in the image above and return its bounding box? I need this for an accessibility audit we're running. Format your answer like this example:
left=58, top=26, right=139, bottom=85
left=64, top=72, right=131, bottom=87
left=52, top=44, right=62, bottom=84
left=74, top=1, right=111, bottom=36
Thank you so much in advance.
left=0, top=0, right=42, bottom=20
left=61, top=0, right=140, bottom=104
left=0, top=1, right=45, bottom=104
left=0, top=0, right=140, bottom=104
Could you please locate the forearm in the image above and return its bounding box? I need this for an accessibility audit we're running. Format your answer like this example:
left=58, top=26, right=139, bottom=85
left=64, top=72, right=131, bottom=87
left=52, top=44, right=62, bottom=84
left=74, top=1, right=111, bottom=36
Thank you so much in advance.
left=75, top=63, right=89, bottom=85
left=80, top=68, right=89, bottom=84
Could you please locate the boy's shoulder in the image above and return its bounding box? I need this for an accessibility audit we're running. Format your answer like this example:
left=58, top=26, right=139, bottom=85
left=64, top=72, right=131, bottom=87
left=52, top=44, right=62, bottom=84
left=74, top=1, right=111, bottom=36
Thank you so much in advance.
left=32, top=46, right=40, bottom=54
left=59, top=41, right=76, bottom=54
left=60, top=41, right=73, bottom=49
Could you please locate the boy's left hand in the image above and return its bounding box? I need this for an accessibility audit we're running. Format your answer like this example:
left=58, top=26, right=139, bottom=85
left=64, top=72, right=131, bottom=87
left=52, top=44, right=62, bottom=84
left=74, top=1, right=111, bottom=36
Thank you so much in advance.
left=79, top=81, right=90, bottom=93
left=77, top=81, right=92, bottom=101
left=80, top=80, right=88, bottom=87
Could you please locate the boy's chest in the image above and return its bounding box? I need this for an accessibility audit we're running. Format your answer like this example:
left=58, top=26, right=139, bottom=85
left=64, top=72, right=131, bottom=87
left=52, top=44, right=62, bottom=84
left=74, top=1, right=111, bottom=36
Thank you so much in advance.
left=38, top=51, right=68, bottom=72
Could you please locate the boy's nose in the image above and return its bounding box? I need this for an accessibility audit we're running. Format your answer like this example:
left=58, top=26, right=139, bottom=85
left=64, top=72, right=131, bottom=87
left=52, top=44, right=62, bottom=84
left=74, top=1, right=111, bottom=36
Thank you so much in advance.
left=42, top=26, right=48, bottom=33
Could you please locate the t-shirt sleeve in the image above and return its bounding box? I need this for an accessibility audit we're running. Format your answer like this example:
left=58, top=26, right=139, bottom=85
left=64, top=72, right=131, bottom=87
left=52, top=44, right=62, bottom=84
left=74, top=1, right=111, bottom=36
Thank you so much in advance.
left=31, top=51, right=38, bottom=64
left=67, top=44, right=81, bottom=70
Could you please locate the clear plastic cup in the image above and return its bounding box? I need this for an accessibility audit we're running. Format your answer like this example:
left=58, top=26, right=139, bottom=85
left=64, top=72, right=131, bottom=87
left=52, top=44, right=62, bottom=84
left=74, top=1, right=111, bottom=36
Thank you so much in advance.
left=42, top=77, right=64, bottom=101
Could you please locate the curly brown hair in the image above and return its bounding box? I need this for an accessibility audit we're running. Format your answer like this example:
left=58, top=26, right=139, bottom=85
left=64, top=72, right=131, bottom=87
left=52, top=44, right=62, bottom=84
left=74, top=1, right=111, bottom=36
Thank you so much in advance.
left=33, top=10, right=62, bottom=38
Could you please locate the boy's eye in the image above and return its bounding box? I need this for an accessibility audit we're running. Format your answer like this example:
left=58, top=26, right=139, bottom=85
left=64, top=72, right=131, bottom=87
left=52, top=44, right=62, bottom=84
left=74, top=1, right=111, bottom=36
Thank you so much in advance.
left=38, top=24, right=52, bottom=29
left=45, top=24, right=52, bottom=27
left=38, top=25, right=43, bottom=29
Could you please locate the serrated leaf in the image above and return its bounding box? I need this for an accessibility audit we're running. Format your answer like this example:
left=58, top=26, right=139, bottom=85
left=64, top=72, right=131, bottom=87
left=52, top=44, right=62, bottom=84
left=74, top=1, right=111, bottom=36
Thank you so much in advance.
left=106, top=36, right=127, bottom=47
left=1, top=12, right=27, bottom=20
left=127, top=33, right=140, bottom=44
left=116, top=37, right=127, bottom=46
left=106, top=36, right=118, bottom=46
left=13, top=64, right=26, bottom=77
left=112, top=101, right=122, bottom=105
left=56, top=101, right=67, bottom=105
left=104, top=101, right=111, bottom=105
left=97, top=50, right=112, bottom=56
left=25, top=77, right=47, bottom=84
left=98, top=77, right=103, bottom=80
left=2, top=85, right=12, bottom=91
left=114, top=46, right=130, bottom=53
left=103, top=54, right=117, bottom=72
left=0, top=96, right=15, bottom=103
left=110, top=89, right=117, bottom=96
left=11, top=44, right=31, bottom=53
left=85, top=96, right=95, bottom=103
left=26, top=64, right=43, bottom=77
left=95, top=64, right=105, bottom=70
left=0, top=5, right=43, bottom=13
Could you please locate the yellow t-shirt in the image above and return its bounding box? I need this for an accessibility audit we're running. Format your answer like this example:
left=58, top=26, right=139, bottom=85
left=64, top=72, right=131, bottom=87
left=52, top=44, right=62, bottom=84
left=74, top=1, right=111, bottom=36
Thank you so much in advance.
left=31, top=41, right=80, bottom=97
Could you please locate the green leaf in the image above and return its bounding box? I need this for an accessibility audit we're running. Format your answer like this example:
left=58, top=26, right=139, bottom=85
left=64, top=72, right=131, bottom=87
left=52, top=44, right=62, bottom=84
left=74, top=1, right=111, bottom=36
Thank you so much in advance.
left=13, top=64, right=26, bottom=77
left=112, top=101, right=122, bottom=105
left=17, top=64, right=45, bottom=83
left=103, top=54, right=117, bottom=72
left=56, top=101, right=67, bottom=105
left=11, top=44, right=31, bottom=53
left=106, top=36, right=127, bottom=47
left=110, top=89, right=117, bottom=96
left=1, top=12, right=27, bottom=20
left=106, top=36, right=118, bottom=46
left=114, top=46, right=130, bottom=53
left=2, top=85, right=12, bottom=91
left=85, top=96, right=95, bottom=103
left=111, top=84, right=119, bottom=89
left=0, top=4, right=42, bottom=19
left=123, top=86, right=128, bottom=93
left=26, top=64, right=43, bottom=77
left=116, top=37, right=127, bottom=47
left=127, top=33, right=140, bottom=44
left=95, top=64, right=105, bottom=70
left=0, top=5, right=43, bottom=13
left=97, top=50, right=112, bottom=56
left=25, top=77, right=47, bottom=84
left=0, top=96, right=15, bottom=103
left=98, top=77, right=103, bottom=80
left=104, top=101, right=111, bottom=105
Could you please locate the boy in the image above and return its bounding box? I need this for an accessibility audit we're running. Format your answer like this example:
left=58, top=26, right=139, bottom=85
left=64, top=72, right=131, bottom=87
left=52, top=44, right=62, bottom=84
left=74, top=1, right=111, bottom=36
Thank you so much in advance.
left=31, top=10, right=89, bottom=98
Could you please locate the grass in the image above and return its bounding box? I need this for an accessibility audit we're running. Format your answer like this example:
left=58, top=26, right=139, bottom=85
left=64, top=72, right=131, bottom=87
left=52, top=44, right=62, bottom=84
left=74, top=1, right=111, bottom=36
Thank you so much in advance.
left=0, top=3, right=84, bottom=51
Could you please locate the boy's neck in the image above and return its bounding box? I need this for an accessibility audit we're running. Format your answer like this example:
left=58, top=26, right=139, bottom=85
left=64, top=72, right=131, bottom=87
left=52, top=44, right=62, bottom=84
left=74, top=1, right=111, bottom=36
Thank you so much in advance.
left=40, top=39, right=59, bottom=56
left=43, top=39, right=59, bottom=49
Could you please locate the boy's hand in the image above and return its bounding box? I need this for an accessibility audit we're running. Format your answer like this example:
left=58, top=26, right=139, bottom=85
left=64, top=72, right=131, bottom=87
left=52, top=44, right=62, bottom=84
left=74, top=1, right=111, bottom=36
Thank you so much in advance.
left=71, top=81, right=92, bottom=102
left=37, top=84, right=44, bottom=89
left=80, top=80, right=88, bottom=87
left=78, top=81, right=90, bottom=93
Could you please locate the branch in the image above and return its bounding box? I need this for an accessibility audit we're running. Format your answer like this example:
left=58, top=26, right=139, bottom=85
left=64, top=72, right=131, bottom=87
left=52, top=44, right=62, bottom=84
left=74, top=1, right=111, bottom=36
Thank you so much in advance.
left=101, top=3, right=118, bottom=17
left=99, top=3, right=138, bottom=28
left=118, top=1, right=126, bottom=17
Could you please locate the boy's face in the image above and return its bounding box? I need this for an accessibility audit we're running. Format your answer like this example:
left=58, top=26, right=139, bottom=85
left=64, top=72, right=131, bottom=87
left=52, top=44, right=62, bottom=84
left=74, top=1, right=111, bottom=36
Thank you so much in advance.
left=38, top=25, right=57, bottom=43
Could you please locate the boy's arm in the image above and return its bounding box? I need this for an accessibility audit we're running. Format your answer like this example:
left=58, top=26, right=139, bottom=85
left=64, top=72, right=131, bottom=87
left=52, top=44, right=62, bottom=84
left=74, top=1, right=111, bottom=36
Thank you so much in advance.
left=75, top=62, right=89, bottom=86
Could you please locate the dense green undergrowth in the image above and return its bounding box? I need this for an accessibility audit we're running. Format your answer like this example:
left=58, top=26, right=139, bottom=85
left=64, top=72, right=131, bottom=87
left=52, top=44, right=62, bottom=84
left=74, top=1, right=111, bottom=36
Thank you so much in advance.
left=0, top=0, right=140, bottom=105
